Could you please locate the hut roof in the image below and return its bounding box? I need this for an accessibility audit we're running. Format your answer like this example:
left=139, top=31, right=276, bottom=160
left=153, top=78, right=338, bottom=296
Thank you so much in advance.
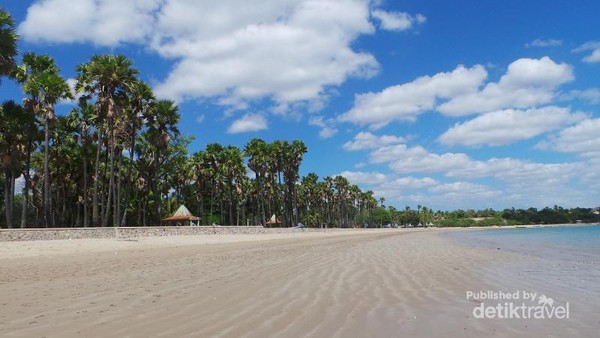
left=163, top=205, right=200, bottom=221
left=265, top=214, right=281, bottom=225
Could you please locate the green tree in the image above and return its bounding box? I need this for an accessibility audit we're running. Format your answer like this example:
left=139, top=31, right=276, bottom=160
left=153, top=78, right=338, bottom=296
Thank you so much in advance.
left=244, top=138, right=269, bottom=225
left=76, top=54, right=138, bottom=226
left=0, top=8, right=17, bottom=81
left=15, top=53, right=72, bottom=227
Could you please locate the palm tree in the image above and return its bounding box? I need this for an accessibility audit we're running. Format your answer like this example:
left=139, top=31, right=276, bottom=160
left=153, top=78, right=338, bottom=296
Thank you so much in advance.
left=190, top=150, right=212, bottom=224
left=18, top=101, right=40, bottom=228
left=0, top=101, right=28, bottom=228
left=120, top=80, right=155, bottom=225
left=244, top=138, right=269, bottom=225
left=72, top=100, right=95, bottom=227
left=14, top=53, right=72, bottom=227
left=221, top=146, right=245, bottom=225
left=146, top=99, right=180, bottom=224
left=283, top=140, right=307, bottom=226
left=0, top=8, right=18, bottom=82
left=76, top=54, right=138, bottom=226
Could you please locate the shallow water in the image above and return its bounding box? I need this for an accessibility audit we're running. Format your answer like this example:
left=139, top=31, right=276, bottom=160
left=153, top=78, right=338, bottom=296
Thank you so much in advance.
left=445, top=224, right=600, bottom=298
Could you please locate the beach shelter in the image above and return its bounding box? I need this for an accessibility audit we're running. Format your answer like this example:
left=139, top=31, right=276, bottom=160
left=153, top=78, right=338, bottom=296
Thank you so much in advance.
left=265, top=214, right=281, bottom=226
left=162, top=205, right=201, bottom=226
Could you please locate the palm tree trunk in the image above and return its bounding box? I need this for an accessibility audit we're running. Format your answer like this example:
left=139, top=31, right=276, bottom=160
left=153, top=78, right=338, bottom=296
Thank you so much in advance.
left=101, top=145, right=110, bottom=226
left=114, top=146, right=121, bottom=226
left=120, top=130, right=136, bottom=226
left=92, top=128, right=103, bottom=226
left=4, top=171, right=12, bottom=228
left=83, top=149, right=89, bottom=227
left=228, top=183, right=234, bottom=225
left=43, top=118, right=51, bottom=227
left=20, top=140, right=33, bottom=228
left=105, top=130, right=116, bottom=226
left=154, top=149, right=162, bottom=225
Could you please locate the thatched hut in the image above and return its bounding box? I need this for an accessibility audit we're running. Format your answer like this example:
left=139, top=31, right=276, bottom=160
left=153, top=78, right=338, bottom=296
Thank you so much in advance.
left=162, top=205, right=201, bottom=226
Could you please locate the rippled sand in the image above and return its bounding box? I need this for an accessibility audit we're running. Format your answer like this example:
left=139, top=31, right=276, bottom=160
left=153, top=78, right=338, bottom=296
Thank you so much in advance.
left=0, top=229, right=595, bottom=337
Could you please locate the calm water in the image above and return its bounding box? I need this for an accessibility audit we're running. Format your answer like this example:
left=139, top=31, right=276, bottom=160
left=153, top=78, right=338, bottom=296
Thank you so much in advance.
left=445, top=224, right=600, bottom=295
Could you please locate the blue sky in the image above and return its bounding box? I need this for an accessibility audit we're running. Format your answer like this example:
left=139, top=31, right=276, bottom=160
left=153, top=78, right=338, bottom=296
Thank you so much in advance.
left=2, top=0, right=600, bottom=210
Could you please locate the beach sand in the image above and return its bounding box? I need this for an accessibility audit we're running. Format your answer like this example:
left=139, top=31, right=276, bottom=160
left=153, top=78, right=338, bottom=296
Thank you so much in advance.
left=0, top=229, right=596, bottom=337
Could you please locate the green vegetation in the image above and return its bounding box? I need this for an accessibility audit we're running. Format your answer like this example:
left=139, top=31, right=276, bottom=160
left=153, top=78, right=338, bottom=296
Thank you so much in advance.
left=1, top=7, right=387, bottom=228
left=432, top=207, right=599, bottom=227
left=1, top=7, right=598, bottom=229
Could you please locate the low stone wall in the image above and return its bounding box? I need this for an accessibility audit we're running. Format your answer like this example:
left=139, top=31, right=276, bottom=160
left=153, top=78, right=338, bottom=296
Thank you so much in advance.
left=0, top=226, right=322, bottom=242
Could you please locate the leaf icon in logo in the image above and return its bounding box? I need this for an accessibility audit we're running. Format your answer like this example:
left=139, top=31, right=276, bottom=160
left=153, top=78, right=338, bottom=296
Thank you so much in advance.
left=538, top=294, right=555, bottom=307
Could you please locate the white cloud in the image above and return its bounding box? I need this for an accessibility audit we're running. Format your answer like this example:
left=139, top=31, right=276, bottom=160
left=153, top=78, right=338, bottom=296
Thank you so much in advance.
left=227, top=113, right=268, bottom=134
left=342, top=138, right=597, bottom=209
left=151, top=0, right=379, bottom=106
left=367, top=143, right=582, bottom=187
left=339, top=65, right=487, bottom=127
left=309, top=116, right=338, bottom=139
left=20, top=0, right=397, bottom=110
left=371, top=9, right=425, bottom=31
left=388, top=176, right=438, bottom=190
left=343, top=131, right=405, bottom=151
left=195, top=114, right=205, bottom=124
left=340, top=171, right=437, bottom=190
left=369, top=144, right=471, bottom=173
left=565, top=88, right=600, bottom=104
left=573, top=41, right=600, bottom=63
left=538, top=118, right=600, bottom=158
left=339, top=171, right=388, bottom=185
left=318, top=127, right=338, bottom=139
left=429, top=181, right=499, bottom=197
left=438, top=57, right=574, bottom=116
left=438, top=106, right=586, bottom=147
left=19, top=0, right=160, bottom=46
left=447, top=158, right=580, bottom=185
left=526, top=39, right=562, bottom=48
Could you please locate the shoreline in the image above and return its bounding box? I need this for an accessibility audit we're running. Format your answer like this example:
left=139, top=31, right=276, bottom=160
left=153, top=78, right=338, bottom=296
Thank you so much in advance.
left=0, top=228, right=596, bottom=337
left=1, top=222, right=598, bottom=242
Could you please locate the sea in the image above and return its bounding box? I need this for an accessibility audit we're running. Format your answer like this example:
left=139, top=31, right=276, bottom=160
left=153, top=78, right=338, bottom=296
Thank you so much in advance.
left=445, top=224, right=600, bottom=297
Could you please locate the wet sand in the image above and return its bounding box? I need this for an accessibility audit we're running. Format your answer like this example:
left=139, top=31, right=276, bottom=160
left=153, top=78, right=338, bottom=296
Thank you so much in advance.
left=0, top=229, right=596, bottom=337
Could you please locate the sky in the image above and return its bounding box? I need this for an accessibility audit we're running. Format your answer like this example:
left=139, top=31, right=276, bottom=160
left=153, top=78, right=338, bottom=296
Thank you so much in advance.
left=2, top=0, right=600, bottom=211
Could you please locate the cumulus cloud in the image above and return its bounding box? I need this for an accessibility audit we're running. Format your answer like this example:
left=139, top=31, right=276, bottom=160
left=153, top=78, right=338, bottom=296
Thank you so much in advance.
left=429, top=181, right=499, bottom=197
left=343, top=131, right=406, bottom=151
left=388, top=176, right=438, bottom=190
left=151, top=0, right=380, bottom=105
left=573, top=41, right=600, bottom=63
left=227, top=113, right=268, bottom=134
left=563, top=88, right=600, bottom=104
left=371, top=9, right=425, bottom=31
left=438, top=106, right=586, bottom=147
left=308, top=116, right=338, bottom=139
left=339, top=65, right=487, bottom=128
left=19, top=0, right=161, bottom=46
left=369, top=144, right=471, bottom=173
left=537, top=118, right=600, bottom=158
left=342, top=139, right=595, bottom=209
left=446, top=158, right=580, bottom=185
left=367, top=143, right=581, bottom=187
left=338, top=171, right=388, bottom=185
left=526, top=38, right=562, bottom=48
left=438, top=57, right=574, bottom=116
left=19, top=0, right=396, bottom=109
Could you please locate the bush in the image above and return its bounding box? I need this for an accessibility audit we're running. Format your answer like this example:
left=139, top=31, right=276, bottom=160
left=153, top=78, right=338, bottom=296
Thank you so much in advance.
left=476, top=218, right=505, bottom=227
left=434, top=219, right=477, bottom=227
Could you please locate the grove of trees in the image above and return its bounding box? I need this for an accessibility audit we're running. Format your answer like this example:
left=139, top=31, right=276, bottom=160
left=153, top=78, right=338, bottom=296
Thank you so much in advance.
left=0, top=7, right=386, bottom=228
left=1, top=8, right=598, bottom=229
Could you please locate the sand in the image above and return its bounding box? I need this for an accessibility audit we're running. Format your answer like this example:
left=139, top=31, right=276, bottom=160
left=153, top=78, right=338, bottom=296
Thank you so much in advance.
left=0, top=228, right=596, bottom=337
